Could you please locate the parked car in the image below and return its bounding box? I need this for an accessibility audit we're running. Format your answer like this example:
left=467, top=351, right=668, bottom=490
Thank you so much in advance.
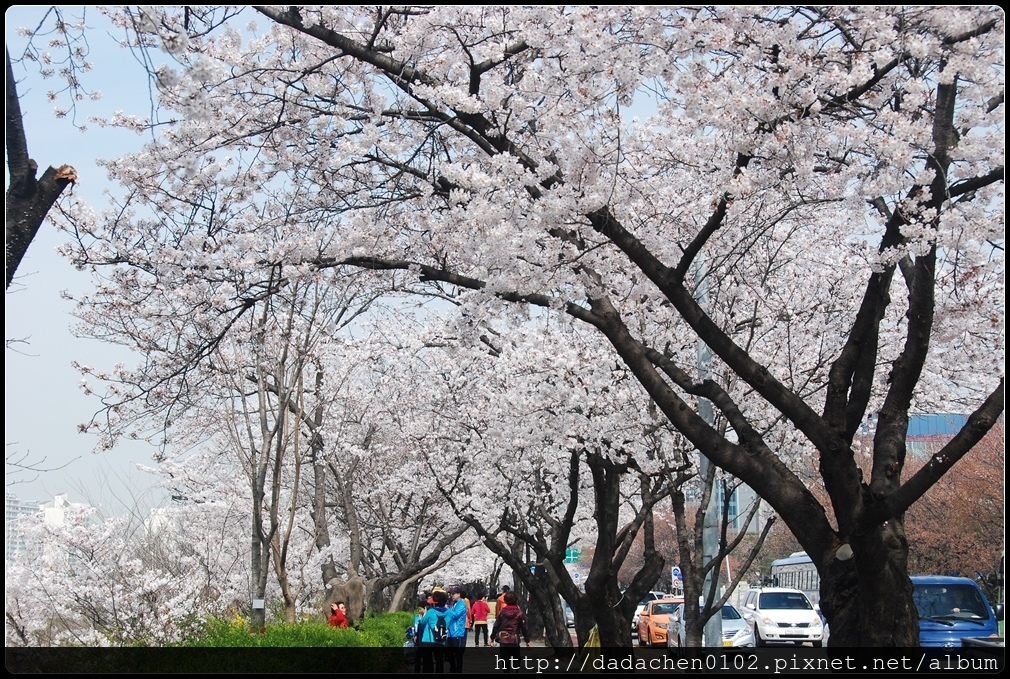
left=667, top=603, right=752, bottom=648
left=911, top=575, right=999, bottom=647
left=740, top=587, right=824, bottom=647
left=631, top=590, right=666, bottom=635
left=560, top=596, right=575, bottom=628
left=815, top=607, right=830, bottom=647
left=636, top=597, right=683, bottom=647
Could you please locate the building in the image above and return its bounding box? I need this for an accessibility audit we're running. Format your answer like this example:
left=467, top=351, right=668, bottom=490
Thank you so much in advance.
left=5, top=493, right=42, bottom=563
left=5, top=492, right=89, bottom=563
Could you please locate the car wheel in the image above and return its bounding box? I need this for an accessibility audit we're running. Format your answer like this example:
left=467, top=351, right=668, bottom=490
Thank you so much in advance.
left=637, top=630, right=646, bottom=646
left=754, top=625, right=767, bottom=647
left=646, top=630, right=653, bottom=647
left=812, top=640, right=822, bottom=648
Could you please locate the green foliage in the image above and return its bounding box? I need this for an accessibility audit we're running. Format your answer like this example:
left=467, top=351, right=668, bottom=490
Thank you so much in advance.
left=357, top=611, right=415, bottom=645
left=8, top=613, right=417, bottom=673
left=137, top=612, right=417, bottom=672
left=180, top=611, right=412, bottom=648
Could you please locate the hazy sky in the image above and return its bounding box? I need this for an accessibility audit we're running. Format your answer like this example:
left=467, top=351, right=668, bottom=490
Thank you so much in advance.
left=6, top=6, right=167, bottom=511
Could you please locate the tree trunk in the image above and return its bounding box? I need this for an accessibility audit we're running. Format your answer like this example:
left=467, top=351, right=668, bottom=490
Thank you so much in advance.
left=524, top=563, right=573, bottom=649
left=249, top=487, right=269, bottom=632
left=5, top=48, right=75, bottom=289
left=307, top=369, right=340, bottom=585
left=819, top=522, right=918, bottom=646
left=581, top=452, right=666, bottom=647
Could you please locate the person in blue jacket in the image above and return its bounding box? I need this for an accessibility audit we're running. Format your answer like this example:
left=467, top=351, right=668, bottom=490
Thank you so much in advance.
left=446, top=586, right=470, bottom=672
left=417, top=589, right=450, bottom=673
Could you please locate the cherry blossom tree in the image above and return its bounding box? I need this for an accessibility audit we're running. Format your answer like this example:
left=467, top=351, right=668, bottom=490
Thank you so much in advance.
left=309, top=337, right=480, bottom=614
left=58, top=6, right=1004, bottom=646
left=4, top=504, right=220, bottom=646
left=374, top=316, right=696, bottom=647
left=141, top=293, right=483, bottom=622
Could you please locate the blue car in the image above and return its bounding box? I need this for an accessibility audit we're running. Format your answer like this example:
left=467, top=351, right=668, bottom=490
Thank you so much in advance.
left=911, top=575, right=999, bottom=647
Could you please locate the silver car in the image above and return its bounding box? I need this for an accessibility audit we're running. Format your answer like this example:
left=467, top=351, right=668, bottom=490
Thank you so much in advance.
left=560, top=597, right=575, bottom=627
left=667, top=603, right=753, bottom=649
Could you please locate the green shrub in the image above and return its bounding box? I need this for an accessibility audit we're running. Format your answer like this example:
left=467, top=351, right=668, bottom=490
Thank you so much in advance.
left=180, top=617, right=403, bottom=648
left=357, top=611, right=414, bottom=646
left=159, top=612, right=415, bottom=672
left=7, top=612, right=417, bottom=673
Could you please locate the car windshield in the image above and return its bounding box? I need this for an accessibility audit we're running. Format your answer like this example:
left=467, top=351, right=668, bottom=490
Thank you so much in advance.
left=652, top=603, right=680, bottom=615
left=913, top=584, right=990, bottom=620
left=759, top=592, right=812, bottom=610
left=695, top=604, right=741, bottom=620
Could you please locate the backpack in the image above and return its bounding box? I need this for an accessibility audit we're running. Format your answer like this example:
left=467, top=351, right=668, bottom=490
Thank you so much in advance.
left=432, top=611, right=449, bottom=645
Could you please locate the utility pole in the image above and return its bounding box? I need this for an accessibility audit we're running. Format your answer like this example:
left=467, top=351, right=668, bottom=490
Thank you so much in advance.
left=695, top=257, right=723, bottom=648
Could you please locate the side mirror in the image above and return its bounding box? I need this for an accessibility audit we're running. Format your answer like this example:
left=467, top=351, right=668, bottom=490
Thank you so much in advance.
left=995, top=603, right=1004, bottom=622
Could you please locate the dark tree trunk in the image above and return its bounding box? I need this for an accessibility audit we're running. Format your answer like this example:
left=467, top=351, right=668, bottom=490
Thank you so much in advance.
left=818, top=519, right=918, bottom=646
left=581, top=451, right=665, bottom=647
left=5, top=48, right=75, bottom=289
left=522, top=563, right=573, bottom=649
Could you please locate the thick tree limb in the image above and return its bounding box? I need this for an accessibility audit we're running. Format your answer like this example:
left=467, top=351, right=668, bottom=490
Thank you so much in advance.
left=871, top=379, right=1005, bottom=522
left=5, top=48, right=76, bottom=289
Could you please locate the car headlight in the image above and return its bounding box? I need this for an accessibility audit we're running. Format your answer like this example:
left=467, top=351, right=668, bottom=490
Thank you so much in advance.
left=811, top=617, right=822, bottom=628
left=655, top=622, right=667, bottom=630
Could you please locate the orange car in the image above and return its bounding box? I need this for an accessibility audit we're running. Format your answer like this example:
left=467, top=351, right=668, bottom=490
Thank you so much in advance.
left=636, top=597, right=683, bottom=647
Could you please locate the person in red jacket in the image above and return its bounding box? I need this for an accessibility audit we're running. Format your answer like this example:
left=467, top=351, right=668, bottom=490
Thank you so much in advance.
left=328, top=601, right=350, bottom=628
left=470, top=594, right=491, bottom=646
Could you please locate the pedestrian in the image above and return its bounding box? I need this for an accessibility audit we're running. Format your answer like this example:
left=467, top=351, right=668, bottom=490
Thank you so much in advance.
left=429, top=585, right=446, bottom=607
left=328, top=601, right=350, bottom=628
left=495, top=585, right=510, bottom=619
left=417, top=589, right=451, bottom=673
left=409, top=600, right=427, bottom=673
left=471, top=594, right=491, bottom=647
left=490, top=591, right=530, bottom=673
left=447, top=586, right=469, bottom=672
left=463, top=591, right=473, bottom=633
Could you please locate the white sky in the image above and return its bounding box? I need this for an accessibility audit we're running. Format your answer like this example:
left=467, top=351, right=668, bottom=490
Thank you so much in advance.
left=5, top=6, right=166, bottom=511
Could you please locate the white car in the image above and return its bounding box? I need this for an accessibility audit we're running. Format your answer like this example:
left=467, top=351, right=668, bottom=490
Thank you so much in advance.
left=630, top=590, right=666, bottom=635
left=740, top=588, right=823, bottom=647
